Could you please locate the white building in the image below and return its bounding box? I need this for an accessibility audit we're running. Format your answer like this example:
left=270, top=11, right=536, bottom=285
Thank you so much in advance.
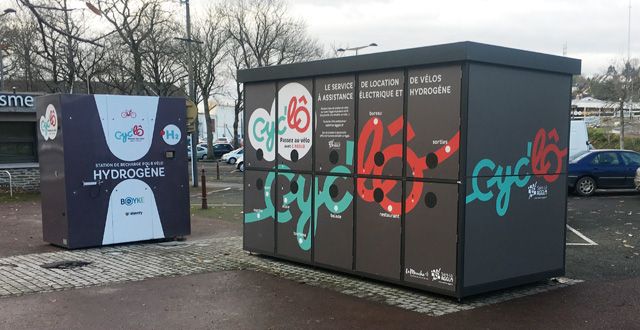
left=197, top=99, right=244, bottom=144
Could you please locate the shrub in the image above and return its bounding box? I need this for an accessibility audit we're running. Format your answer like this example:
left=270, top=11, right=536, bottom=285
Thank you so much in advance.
left=587, top=127, right=640, bottom=151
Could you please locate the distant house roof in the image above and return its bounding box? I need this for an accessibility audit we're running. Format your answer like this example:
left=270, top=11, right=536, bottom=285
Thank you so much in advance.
left=571, top=97, right=640, bottom=110
left=571, top=97, right=612, bottom=109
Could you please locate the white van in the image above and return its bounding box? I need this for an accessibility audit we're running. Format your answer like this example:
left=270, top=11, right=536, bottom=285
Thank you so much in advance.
left=570, top=120, right=592, bottom=159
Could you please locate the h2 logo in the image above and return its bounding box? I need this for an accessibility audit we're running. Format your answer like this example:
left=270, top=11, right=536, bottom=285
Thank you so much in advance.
left=161, top=124, right=181, bottom=146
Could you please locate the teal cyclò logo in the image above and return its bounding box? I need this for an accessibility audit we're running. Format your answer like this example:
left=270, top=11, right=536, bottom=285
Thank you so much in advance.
left=465, top=128, right=567, bottom=217
left=244, top=142, right=355, bottom=251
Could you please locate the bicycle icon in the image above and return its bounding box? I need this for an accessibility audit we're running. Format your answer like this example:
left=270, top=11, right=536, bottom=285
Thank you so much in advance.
left=121, top=109, right=137, bottom=118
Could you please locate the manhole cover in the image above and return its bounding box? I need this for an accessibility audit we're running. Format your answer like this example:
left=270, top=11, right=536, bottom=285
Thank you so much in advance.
left=40, top=260, right=92, bottom=269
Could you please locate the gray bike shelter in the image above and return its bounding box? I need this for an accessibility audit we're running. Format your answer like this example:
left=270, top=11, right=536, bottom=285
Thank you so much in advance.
left=239, top=41, right=581, bottom=299
left=37, top=94, right=191, bottom=249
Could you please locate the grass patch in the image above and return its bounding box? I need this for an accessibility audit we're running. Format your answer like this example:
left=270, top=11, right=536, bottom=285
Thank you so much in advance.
left=588, top=127, right=640, bottom=151
left=190, top=205, right=242, bottom=223
left=0, top=192, right=40, bottom=203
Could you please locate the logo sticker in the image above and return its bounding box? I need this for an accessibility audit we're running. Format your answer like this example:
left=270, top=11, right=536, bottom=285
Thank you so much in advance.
left=528, top=181, right=549, bottom=200
left=278, top=82, right=313, bottom=161
left=39, top=104, right=58, bottom=141
left=120, top=196, right=144, bottom=206
left=248, top=107, right=277, bottom=161
left=161, top=124, right=181, bottom=145
left=115, top=124, right=145, bottom=143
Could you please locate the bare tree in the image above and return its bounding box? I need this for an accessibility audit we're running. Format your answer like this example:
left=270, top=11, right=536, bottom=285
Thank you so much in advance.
left=97, top=0, right=169, bottom=95
left=590, top=59, right=640, bottom=149
left=2, top=9, right=41, bottom=91
left=16, top=0, right=105, bottom=46
left=228, top=45, right=244, bottom=149
left=221, top=0, right=321, bottom=68
left=191, top=9, right=230, bottom=158
left=141, top=18, right=186, bottom=97
left=95, top=34, right=135, bottom=94
left=31, top=0, right=91, bottom=93
left=220, top=0, right=322, bottom=147
left=76, top=42, right=107, bottom=94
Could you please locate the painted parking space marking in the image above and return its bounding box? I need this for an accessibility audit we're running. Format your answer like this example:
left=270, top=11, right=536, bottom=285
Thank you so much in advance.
left=190, top=187, right=233, bottom=197
left=566, top=225, right=598, bottom=246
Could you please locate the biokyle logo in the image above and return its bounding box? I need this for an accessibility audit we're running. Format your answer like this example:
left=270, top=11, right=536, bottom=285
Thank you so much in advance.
left=121, top=196, right=144, bottom=206
left=115, top=124, right=145, bottom=143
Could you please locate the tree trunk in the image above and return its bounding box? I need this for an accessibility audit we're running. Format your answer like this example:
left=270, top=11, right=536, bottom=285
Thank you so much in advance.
left=620, top=99, right=625, bottom=149
left=133, top=52, right=144, bottom=95
left=232, top=82, right=242, bottom=148
left=202, top=94, right=215, bottom=159
left=233, top=107, right=240, bottom=148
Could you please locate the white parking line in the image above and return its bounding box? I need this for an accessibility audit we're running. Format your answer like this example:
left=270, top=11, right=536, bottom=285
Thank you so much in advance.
left=190, top=187, right=233, bottom=197
left=566, top=225, right=598, bottom=246
left=190, top=204, right=242, bottom=207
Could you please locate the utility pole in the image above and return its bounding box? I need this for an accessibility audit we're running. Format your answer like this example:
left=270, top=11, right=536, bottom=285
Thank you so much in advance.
left=622, top=0, right=632, bottom=149
left=181, top=0, right=199, bottom=187
left=629, top=0, right=634, bottom=120
left=0, top=45, right=4, bottom=91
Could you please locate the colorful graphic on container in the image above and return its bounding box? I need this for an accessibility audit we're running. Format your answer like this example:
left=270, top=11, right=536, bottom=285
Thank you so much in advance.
left=277, top=81, right=313, bottom=170
left=248, top=105, right=277, bottom=162
left=244, top=165, right=354, bottom=254
left=466, top=128, right=567, bottom=216
left=407, top=66, right=462, bottom=179
left=39, top=104, right=58, bottom=141
left=357, top=70, right=405, bottom=177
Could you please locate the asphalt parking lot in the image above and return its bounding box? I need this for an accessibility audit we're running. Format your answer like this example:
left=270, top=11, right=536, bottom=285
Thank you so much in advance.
left=0, top=166, right=638, bottom=328
left=566, top=190, right=640, bottom=282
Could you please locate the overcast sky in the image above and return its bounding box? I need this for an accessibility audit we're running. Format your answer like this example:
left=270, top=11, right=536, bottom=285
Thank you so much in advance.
left=280, top=0, right=637, bottom=76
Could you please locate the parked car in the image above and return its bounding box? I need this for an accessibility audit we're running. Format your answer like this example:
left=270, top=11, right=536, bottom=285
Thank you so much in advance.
left=212, top=143, right=234, bottom=158
left=214, top=137, right=231, bottom=144
left=222, top=147, right=244, bottom=164
left=187, top=145, right=207, bottom=160
left=236, top=154, right=244, bottom=172
left=568, top=149, right=640, bottom=196
left=635, top=167, right=640, bottom=190
left=193, top=143, right=234, bottom=159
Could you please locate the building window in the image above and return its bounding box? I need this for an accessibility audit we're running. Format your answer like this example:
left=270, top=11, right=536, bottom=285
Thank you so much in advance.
left=0, top=122, right=38, bottom=163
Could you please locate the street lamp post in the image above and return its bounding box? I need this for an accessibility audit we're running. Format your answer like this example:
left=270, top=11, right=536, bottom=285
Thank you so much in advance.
left=0, top=8, right=16, bottom=91
left=337, top=43, right=378, bottom=55
left=177, top=0, right=203, bottom=187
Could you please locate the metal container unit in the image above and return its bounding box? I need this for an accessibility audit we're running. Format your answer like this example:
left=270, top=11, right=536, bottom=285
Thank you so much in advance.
left=37, top=94, right=190, bottom=249
left=239, top=42, right=580, bottom=299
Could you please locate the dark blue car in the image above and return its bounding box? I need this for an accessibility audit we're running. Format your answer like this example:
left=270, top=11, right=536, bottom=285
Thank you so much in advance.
left=568, top=149, right=640, bottom=196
